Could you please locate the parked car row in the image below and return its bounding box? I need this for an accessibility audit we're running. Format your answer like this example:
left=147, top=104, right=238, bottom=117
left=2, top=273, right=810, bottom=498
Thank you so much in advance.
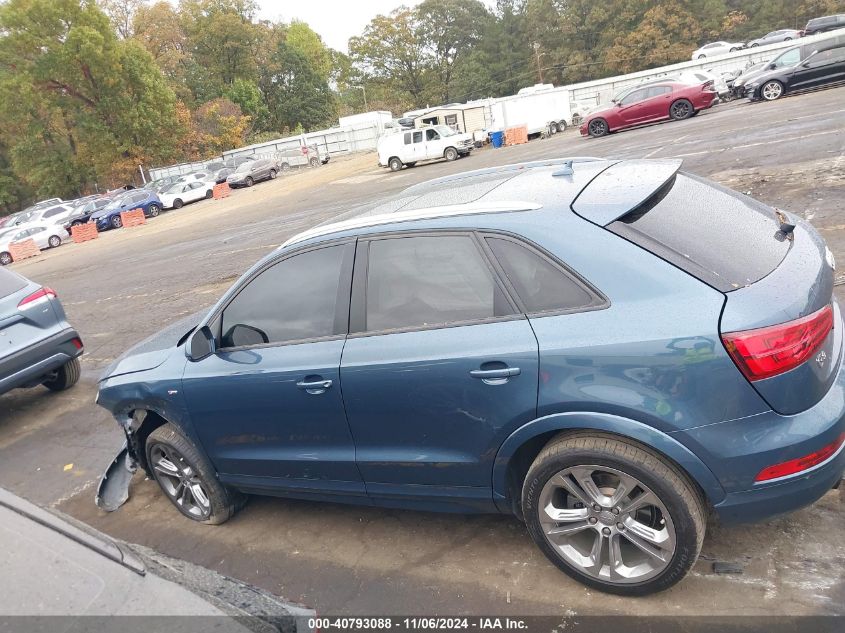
left=692, top=14, right=845, bottom=59
left=0, top=155, right=301, bottom=265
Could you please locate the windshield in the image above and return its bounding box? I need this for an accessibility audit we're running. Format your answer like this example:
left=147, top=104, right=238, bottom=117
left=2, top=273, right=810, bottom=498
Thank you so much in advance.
left=771, top=47, right=801, bottom=68
left=434, top=125, right=457, bottom=137
left=103, top=195, right=128, bottom=211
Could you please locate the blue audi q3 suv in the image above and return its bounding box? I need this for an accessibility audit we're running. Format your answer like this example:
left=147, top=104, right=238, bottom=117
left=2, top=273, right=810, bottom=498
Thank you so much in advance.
left=96, top=158, right=845, bottom=595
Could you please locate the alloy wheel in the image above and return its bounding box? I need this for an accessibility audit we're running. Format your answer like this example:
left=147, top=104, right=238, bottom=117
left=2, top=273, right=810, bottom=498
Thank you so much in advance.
left=149, top=444, right=212, bottom=520
left=48, top=236, right=61, bottom=248
left=762, top=81, right=783, bottom=101
left=538, top=464, right=676, bottom=584
left=589, top=119, right=608, bottom=137
left=0, top=252, right=11, bottom=265
left=671, top=101, right=692, bottom=119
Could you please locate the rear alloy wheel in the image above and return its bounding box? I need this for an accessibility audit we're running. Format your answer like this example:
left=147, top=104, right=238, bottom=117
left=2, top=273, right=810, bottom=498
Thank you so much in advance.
left=111, top=215, right=122, bottom=229
left=588, top=118, right=609, bottom=137
left=558, top=120, right=567, bottom=132
left=523, top=433, right=705, bottom=596
left=146, top=423, right=245, bottom=525
left=761, top=80, right=784, bottom=101
left=205, top=189, right=213, bottom=199
left=245, top=176, right=254, bottom=187
left=388, top=157, right=403, bottom=171
left=310, top=157, right=320, bottom=168
left=0, top=251, right=12, bottom=266
left=173, top=199, right=183, bottom=209
left=730, top=47, right=738, bottom=52
left=670, top=99, right=694, bottom=120
left=48, top=235, right=61, bottom=248
left=269, top=169, right=277, bottom=179
left=444, top=147, right=459, bottom=161
left=147, top=204, right=160, bottom=217
left=43, top=357, right=80, bottom=392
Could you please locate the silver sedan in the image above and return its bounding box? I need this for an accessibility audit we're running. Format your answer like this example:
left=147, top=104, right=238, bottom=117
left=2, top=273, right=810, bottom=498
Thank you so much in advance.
left=747, top=29, right=801, bottom=47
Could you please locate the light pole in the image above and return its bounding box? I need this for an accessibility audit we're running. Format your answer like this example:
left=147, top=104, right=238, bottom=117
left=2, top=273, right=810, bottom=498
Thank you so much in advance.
left=351, top=85, right=368, bottom=112
left=533, top=42, right=546, bottom=83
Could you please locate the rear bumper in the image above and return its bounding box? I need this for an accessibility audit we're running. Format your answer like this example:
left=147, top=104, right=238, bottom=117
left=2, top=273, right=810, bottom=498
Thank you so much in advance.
left=0, top=328, right=83, bottom=395
left=673, top=348, right=845, bottom=524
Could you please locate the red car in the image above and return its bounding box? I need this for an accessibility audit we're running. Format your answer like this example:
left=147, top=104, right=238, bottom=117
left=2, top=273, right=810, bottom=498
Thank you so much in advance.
left=580, top=81, right=718, bottom=137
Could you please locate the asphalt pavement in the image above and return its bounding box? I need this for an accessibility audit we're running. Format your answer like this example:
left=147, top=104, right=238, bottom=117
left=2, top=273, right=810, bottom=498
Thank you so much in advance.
left=1, top=86, right=844, bottom=616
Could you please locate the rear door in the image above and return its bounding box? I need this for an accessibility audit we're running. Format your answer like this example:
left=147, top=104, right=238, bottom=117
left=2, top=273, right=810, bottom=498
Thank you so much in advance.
left=789, top=48, right=845, bottom=90
left=340, top=232, right=539, bottom=507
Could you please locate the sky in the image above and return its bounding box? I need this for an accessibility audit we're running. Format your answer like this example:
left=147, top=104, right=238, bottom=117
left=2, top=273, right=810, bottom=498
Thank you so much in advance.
left=256, top=0, right=411, bottom=52
left=255, top=0, right=497, bottom=53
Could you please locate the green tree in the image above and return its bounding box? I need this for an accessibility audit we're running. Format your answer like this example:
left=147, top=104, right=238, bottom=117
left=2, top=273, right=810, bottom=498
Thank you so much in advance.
left=286, top=20, right=333, bottom=81
left=225, top=78, right=271, bottom=134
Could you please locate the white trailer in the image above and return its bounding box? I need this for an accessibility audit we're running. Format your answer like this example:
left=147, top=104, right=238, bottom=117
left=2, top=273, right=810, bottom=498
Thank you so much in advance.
left=490, top=86, right=594, bottom=135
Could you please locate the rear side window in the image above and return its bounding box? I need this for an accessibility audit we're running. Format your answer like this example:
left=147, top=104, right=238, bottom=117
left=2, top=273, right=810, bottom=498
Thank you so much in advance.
left=221, top=244, right=349, bottom=347
left=364, top=235, right=514, bottom=331
left=0, top=269, right=26, bottom=298
left=608, top=173, right=789, bottom=292
left=486, top=238, right=601, bottom=313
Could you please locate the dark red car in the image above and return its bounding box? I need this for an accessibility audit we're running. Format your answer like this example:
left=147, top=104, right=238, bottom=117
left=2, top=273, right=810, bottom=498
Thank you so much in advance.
left=580, top=81, right=718, bottom=137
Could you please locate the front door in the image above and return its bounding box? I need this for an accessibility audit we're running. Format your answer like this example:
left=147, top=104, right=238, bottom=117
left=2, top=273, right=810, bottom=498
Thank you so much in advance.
left=181, top=242, right=364, bottom=496
left=424, top=127, right=442, bottom=159
left=789, top=48, right=845, bottom=90
left=616, top=88, right=650, bottom=124
left=340, top=233, right=539, bottom=509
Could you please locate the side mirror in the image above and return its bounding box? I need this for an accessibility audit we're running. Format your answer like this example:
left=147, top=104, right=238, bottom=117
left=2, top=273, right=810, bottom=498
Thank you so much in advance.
left=187, top=325, right=216, bottom=361
left=225, top=324, right=269, bottom=348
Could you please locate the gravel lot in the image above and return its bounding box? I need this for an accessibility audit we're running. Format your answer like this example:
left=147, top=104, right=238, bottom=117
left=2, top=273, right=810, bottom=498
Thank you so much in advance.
left=1, top=87, right=844, bottom=616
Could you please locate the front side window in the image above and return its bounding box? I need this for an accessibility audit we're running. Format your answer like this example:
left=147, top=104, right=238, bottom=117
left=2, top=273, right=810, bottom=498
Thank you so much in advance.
left=486, top=238, right=599, bottom=313
left=425, top=128, right=439, bottom=141
left=620, top=89, right=645, bottom=105
left=221, top=244, right=348, bottom=348
left=364, top=235, right=513, bottom=332
left=773, top=48, right=801, bottom=68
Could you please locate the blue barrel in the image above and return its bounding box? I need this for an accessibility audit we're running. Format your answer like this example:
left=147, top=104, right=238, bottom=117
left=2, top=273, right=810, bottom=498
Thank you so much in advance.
left=490, top=131, right=504, bottom=148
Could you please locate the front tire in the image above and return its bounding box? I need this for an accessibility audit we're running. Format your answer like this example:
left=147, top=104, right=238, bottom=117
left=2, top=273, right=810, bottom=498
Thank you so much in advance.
left=0, top=252, right=10, bottom=266
left=245, top=176, right=254, bottom=187
left=147, top=204, right=160, bottom=217
left=269, top=169, right=277, bottom=179
left=309, top=157, right=320, bottom=167
left=670, top=99, right=694, bottom=120
left=522, top=433, right=705, bottom=596
left=111, top=215, right=122, bottom=229
left=48, top=235, right=62, bottom=248
left=761, top=80, right=784, bottom=101
left=173, top=199, right=183, bottom=209
left=205, top=189, right=213, bottom=199
left=43, top=357, right=80, bottom=392
left=444, top=147, right=459, bottom=161
left=588, top=118, right=609, bottom=137
left=146, top=423, right=245, bottom=525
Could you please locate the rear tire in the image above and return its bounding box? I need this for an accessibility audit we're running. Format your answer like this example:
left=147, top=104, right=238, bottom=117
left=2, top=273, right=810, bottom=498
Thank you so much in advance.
left=269, top=169, right=277, bottom=179
left=522, top=432, right=706, bottom=596
left=670, top=99, right=694, bottom=120
left=388, top=157, right=403, bottom=171
left=43, top=357, right=81, bottom=392
left=173, top=199, right=183, bottom=209
left=111, top=215, right=122, bottom=229
left=0, top=252, right=10, bottom=266
left=245, top=177, right=254, bottom=187
left=548, top=122, right=559, bottom=134
left=281, top=163, right=291, bottom=172
left=309, top=157, right=320, bottom=167
left=146, top=423, right=245, bottom=525
left=205, top=189, right=213, bottom=199
left=147, top=204, right=160, bottom=217
left=48, top=235, right=62, bottom=248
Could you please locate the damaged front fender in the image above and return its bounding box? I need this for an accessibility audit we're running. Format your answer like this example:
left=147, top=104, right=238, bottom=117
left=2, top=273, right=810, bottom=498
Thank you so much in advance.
left=95, top=441, right=138, bottom=512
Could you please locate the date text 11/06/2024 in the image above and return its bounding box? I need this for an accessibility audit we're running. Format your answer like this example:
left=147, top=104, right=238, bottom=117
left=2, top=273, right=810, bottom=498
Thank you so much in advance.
left=308, top=618, right=528, bottom=630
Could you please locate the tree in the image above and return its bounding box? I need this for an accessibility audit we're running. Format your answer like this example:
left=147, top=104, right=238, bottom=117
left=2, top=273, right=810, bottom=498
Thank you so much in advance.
left=192, top=98, right=250, bottom=154
left=286, top=20, right=333, bottom=82
left=349, top=8, right=429, bottom=104
left=416, top=0, right=492, bottom=102
left=0, top=0, right=182, bottom=196
left=260, top=42, right=335, bottom=133
left=225, top=78, right=271, bottom=134
left=132, top=1, right=189, bottom=95
left=98, top=0, right=147, bottom=39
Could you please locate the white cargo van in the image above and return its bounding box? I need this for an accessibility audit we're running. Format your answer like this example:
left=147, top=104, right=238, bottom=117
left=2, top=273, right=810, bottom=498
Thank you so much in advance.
left=378, top=125, right=474, bottom=171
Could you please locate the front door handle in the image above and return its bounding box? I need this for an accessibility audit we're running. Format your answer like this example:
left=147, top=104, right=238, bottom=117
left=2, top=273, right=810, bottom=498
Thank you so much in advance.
left=470, top=367, right=520, bottom=385
left=296, top=378, right=333, bottom=395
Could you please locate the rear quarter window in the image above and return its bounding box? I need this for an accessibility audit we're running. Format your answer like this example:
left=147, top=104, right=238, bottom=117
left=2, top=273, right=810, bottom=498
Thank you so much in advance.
left=0, top=269, right=27, bottom=298
left=607, top=173, right=789, bottom=292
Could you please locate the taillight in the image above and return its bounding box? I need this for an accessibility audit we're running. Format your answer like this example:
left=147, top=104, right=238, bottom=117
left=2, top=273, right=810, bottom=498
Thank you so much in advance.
left=702, top=80, right=714, bottom=90
left=755, top=432, right=845, bottom=482
left=722, top=304, right=834, bottom=381
left=17, top=287, right=57, bottom=310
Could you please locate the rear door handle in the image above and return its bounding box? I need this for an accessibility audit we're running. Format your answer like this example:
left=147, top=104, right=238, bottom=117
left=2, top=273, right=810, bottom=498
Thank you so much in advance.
left=470, top=367, right=520, bottom=385
left=296, top=379, right=332, bottom=394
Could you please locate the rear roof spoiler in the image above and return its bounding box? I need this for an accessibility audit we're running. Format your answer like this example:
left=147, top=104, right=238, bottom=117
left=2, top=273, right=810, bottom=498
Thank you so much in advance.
left=571, top=159, right=682, bottom=226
